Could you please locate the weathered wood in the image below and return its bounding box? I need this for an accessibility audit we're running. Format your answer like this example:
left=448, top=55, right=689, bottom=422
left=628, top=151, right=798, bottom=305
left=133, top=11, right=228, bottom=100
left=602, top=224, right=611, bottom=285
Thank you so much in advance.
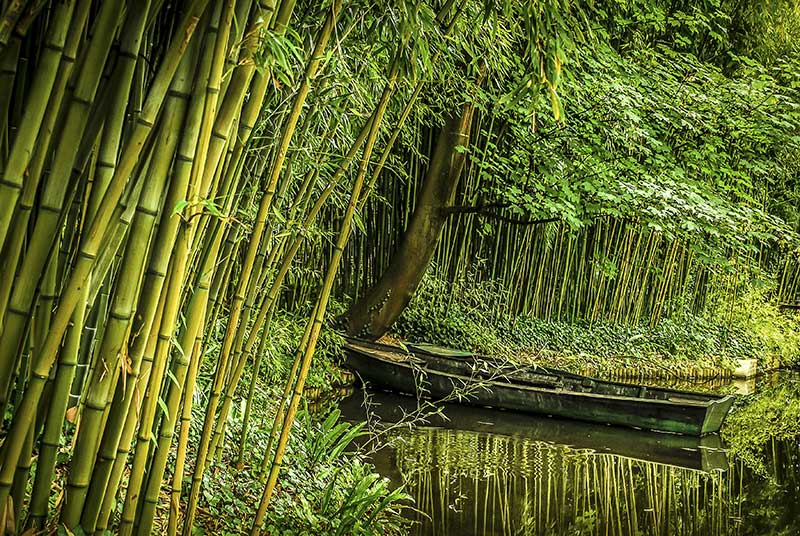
left=343, top=339, right=735, bottom=436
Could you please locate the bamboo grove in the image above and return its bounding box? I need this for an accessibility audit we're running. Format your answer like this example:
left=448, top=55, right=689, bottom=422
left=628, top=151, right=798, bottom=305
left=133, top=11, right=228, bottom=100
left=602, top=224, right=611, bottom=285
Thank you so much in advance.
left=0, top=0, right=798, bottom=534
left=334, top=28, right=800, bottom=326
left=0, top=0, right=495, bottom=532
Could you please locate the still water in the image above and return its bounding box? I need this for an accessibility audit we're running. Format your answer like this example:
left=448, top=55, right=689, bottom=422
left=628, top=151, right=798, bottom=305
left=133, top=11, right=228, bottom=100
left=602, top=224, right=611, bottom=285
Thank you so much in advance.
left=338, top=375, right=800, bottom=536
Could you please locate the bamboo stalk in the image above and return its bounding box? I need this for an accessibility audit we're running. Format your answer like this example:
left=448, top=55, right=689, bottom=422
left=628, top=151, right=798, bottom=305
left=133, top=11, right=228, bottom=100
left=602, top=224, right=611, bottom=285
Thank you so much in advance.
left=0, top=0, right=124, bottom=412
left=0, top=0, right=75, bottom=251
left=252, top=24, right=398, bottom=530
left=202, top=0, right=340, bottom=472
left=81, top=17, right=216, bottom=526
left=60, top=2, right=154, bottom=525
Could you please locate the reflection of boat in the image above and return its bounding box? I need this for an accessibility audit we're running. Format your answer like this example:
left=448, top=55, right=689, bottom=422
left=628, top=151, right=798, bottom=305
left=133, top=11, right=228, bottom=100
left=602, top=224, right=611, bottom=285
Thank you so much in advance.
left=339, top=390, right=729, bottom=472
left=343, top=339, right=735, bottom=436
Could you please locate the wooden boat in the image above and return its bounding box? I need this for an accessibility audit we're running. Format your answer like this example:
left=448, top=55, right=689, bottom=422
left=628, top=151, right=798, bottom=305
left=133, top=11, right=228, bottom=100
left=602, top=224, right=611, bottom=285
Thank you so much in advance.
left=342, top=339, right=735, bottom=436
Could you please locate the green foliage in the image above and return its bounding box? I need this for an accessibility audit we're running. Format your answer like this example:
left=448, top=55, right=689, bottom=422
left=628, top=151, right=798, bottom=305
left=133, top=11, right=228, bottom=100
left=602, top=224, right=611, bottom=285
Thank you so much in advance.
left=396, top=271, right=795, bottom=369
left=510, top=315, right=761, bottom=364
left=263, top=409, right=411, bottom=536
left=578, top=0, right=800, bottom=85
left=194, top=394, right=409, bottom=535
left=254, top=26, right=306, bottom=85
left=282, top=0, right=800, bottom=330
left=466, top=37, right=800, bottom=257
left=394, top=269, right=514, bottom=354
left=709, top=283, right=800, bottom=368
left=302, top=408, right=367, bottom=466
left=236, top=309, right=347, bottom=390
left=722, top=375, right=800, bottom=475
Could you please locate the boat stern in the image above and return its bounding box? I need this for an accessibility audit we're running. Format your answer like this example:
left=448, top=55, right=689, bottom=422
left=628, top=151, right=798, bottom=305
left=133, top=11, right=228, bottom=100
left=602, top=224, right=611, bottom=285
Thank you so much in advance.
left=700, top=395, right=735, bottom=435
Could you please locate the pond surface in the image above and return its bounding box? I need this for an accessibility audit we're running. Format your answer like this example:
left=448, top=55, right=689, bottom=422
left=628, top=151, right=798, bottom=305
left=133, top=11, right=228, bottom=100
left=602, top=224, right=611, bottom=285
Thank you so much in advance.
left=338, top=373, right=800, bottom=536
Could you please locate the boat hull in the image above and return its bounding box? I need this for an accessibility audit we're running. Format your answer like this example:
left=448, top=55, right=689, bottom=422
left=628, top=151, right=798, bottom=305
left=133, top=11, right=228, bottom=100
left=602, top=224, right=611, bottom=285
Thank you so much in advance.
left=343, top=341, right=734, bottom=436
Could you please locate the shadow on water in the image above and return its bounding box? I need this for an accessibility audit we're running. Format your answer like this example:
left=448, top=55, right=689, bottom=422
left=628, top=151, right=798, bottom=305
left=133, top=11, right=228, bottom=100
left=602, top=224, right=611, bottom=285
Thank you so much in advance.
left=337, top=374, right=800, bottom=536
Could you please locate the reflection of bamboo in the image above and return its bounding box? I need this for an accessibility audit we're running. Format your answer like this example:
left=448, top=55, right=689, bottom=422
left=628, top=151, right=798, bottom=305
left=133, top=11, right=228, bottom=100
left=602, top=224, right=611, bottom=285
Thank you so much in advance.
left=394, top=428, right=740, bottom=536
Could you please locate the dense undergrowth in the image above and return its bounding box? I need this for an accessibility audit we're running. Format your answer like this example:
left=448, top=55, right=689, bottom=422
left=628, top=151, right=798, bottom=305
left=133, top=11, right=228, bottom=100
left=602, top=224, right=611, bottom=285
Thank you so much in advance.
left=183, top=378, right=409, bottom=535
left=722, top=375, right=800, bottom=476
left=241, top=308, right=349, bottom=390
left=45, top=356, right=403, bottom=536
left=393, top=272, right=800, bottom=373
left=98, top=309, right=404, bottom=535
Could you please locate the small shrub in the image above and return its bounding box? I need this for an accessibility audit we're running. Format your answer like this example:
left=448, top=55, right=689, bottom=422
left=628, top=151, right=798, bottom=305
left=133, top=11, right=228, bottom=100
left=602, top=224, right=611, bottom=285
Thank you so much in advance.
left=710, top=285, right=800, bottom=368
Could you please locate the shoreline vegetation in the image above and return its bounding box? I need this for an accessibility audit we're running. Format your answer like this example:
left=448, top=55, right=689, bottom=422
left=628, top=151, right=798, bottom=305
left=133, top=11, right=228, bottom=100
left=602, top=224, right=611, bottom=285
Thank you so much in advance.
left=389, top=273, right=800, bottom=381
left=195, top=282, right=799, bottom=533
left=182, top=304, right=798, bottom=534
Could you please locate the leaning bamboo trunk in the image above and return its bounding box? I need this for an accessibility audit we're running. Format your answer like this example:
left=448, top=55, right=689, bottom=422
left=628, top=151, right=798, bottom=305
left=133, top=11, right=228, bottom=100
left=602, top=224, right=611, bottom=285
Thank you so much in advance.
left=206, top=4, right=349, bottom=464
left=181, top=1, right=282, bottom=531
left=117, top=11, right=229, bottom=531
left=168, top=334, right=203, bottom=536
left=0, top=1, right=27, bottom=54
left=0, top=0, right=75, bottom=252
left=0, top=1, right=208, bottom=519
left=252, top=24, right=395, bottom=531
left=137, top=155, right=242, bottom=534
left=0, top=0, right=91, bottom=335
left=81, top=11, right=219, bottom=529
left=0, top=0, right=124, bottom=413
left=59, top=1, right=154, bottom=525
left=246, top=77, right=419, bottom=472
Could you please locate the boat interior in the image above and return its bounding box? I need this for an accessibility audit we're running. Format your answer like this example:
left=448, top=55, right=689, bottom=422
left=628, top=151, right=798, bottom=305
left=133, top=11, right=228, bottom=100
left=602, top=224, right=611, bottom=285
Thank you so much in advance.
left=346, top=340, right=722, bottom=404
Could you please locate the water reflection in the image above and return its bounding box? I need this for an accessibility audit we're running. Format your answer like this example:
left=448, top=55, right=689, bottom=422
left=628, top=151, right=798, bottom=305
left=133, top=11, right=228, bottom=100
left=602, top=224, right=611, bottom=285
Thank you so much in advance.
left=395, top=428, right=736, bottom=536
left=340, top=389, right=799, bottom=536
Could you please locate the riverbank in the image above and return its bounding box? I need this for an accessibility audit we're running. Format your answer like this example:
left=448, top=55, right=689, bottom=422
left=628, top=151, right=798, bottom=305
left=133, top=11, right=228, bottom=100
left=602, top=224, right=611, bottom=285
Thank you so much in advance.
left=164, top=279, right=800, bottom=534
left=172, top=300, right=797, bottom=535
left=390, top=274, right=800, bottom=382
left=179, top=376, right=409, bottom=535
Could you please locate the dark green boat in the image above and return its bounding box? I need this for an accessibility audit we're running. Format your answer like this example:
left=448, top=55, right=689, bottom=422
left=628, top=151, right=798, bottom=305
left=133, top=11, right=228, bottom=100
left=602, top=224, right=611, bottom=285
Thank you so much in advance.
left=343, top=339, right=735, bottom=436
